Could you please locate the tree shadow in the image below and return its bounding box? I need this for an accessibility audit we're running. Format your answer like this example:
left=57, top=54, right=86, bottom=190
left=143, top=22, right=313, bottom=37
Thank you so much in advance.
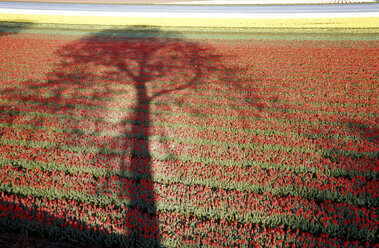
left=318, top=117, right=379, bottom=181
left=1, top=28, right=377, bottom=247
left=0, top=26, right=222, bottom=247
left=0, top=21, right=34, bottom=36
left=0, top=21, right=35, bottom=137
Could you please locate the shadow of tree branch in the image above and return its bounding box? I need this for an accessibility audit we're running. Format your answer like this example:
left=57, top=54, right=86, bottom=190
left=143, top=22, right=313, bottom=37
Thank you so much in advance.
left=0, top=26, right=224, bottom=247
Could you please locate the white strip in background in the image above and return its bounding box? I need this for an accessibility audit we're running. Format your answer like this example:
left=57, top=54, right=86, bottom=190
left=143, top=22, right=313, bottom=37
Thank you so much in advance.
left=0, top=8, right=378, bottom=18
left=170, top=0, right=376, bottom=4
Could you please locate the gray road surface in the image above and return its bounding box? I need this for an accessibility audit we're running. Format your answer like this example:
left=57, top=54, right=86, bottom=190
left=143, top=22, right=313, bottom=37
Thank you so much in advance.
left=0, top=1, right=378, bottom=13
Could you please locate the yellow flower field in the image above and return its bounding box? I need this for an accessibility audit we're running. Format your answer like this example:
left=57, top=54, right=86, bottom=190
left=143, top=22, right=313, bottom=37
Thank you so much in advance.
left=0, top=12, right=378, bottom=33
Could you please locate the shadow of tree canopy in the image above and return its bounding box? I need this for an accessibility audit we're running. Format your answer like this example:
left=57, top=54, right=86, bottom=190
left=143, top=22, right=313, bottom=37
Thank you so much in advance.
left=0, top=26, right=225, bottom=247
left=50, top=27, right=221, bottom=247
left=55, top=27, right=221, bottom=247
left=0, top=21, right=34, bottom=36
left=1, top=27, right=378, bottom=247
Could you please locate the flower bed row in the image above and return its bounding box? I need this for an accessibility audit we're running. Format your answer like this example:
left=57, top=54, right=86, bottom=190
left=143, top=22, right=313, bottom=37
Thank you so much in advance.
left=0, top=192, right=375, bottom=247
left=1, top=77, right=377, bottom=127
left=1, top=100, right=377, bottom=167
left=0, top=137, right=377, bottom=210
left=0, top=32, right=378, bottom=247
left=2, top=98, right=375, bottom=150
left=1, top=75, right=377, bottom=121
left=1, top=114, right=376, bottom=161
left=1, top=120, right=377, bottom=181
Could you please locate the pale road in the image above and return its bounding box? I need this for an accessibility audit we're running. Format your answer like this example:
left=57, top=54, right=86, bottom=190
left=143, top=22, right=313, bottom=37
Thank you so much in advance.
left=0, top=0, right=376, bottom=4
left=1, top=1, right=379, bottom=12
left=0, top=1, right=378, bottom=18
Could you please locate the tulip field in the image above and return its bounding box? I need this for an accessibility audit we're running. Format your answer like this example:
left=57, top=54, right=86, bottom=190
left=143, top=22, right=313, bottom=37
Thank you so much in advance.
left=0, top=24, right=378, bottom=247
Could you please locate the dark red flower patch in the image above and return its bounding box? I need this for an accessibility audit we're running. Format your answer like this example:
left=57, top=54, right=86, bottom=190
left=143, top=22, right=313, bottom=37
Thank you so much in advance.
left=0, top=32, right=377, bottom=247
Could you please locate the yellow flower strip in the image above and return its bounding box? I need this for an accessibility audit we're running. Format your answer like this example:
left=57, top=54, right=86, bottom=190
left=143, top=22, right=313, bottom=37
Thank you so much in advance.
left=0, top=13, right=378, bottom=32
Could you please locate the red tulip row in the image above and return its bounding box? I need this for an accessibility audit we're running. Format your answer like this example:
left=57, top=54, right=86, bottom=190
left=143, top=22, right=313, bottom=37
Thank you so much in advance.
left=1, top=90, right=376, bottom=153
left=1, top=113, right=376, bottom=162
left=0, top=192, right=159, bottom=245
left=0, top=32, right=377, bottom=247
left=3, top=101, right=377, bottom=156
left=2, top=74, right=376, bottom=122
left=0, top=192, right=374, bottom=247
left=1, top=80, right=377, bottom=131
left=1, top=37, right=377, bottom=104
left=1, top=116, right=376, bottom=181
left=1, top=72, right=377, bottom=123
left=2, top=97, right=374, bottom=152
left=1, top=52, right=375, bottom=125
left=1, top=91, right=376, bottom=163
left=1, top=159, right=377, bottom=244
left=3, top=139, right=376, bottom=233
left=1, top=126, right=377, bottom=208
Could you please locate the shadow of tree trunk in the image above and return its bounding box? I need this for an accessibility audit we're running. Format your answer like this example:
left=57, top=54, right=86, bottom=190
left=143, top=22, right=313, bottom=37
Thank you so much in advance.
left=1, top=32, right=378, bottom=247
left=0, top=26, right=223, bottom=247
left=0, top=27, right=267, bottom=246
left=63, top=28, right=220, bottom=247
